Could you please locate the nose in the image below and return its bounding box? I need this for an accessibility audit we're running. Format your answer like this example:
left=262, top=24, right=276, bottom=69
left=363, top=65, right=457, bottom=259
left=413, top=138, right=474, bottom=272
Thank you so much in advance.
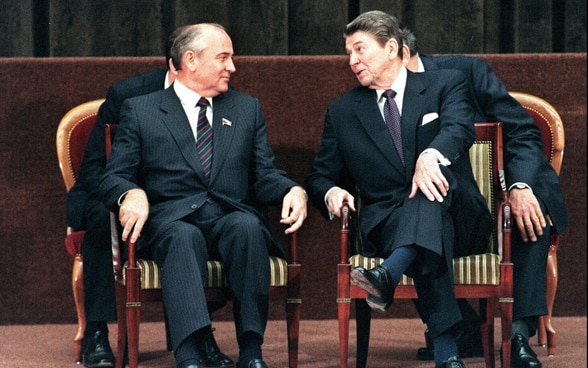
left=348, top=53, right=359, bottom=66
left=227, top=58, right=236, bottom=73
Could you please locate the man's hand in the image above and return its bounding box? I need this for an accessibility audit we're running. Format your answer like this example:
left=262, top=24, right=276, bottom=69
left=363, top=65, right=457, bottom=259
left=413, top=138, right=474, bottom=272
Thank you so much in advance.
left=280, top=186, right=308, bottom=234
left=118, top=188, right=149, bottom=243
left=325, top=187, right=355, bottom=218
left=510, top=188, right=546, bottom=242
left=410, top=152, right=449, bottom=202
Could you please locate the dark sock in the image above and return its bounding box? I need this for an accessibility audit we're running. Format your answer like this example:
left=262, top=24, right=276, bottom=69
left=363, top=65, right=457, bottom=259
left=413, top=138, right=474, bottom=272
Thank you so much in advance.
left=433, top=330, right=459, bottom=365
left=238, top=331, right=263, bottom=366
left=381, top=245, right=418, bottom=285
left=175, top=327, right=210, bottom=368
left=85, top=321, right=108, bottom=336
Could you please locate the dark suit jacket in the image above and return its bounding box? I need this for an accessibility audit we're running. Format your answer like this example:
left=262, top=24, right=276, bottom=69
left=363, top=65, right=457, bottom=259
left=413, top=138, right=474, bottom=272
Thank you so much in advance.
left=66, top=68, right=168, bottom=229
left=420, top=54, right=569, bottom=234
left=99, top=86, right=297, bottom=256
left=306, top=68, right=491, bottom=259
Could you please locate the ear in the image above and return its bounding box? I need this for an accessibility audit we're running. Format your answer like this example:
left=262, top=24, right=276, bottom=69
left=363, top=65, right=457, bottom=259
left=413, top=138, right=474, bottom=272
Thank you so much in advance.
left=387, top=38, right=400, bottom=59
left=184, top=50, right=198, bottom=71
left=401, top=44, right=411, bottom=64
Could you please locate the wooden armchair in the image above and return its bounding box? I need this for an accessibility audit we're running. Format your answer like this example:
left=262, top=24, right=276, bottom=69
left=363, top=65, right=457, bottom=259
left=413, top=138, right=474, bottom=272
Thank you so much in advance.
left=105, top=124, right=302, bottom=368
left=510, top=91, right=565, bottom=356
left=55, top=99, right=105, bottom=363
left=337, top=122, right=513, bottom=368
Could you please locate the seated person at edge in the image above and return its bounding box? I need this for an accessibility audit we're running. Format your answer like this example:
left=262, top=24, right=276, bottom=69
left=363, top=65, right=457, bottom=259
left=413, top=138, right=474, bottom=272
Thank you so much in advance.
left=402, top=27, right=569, bottom=368
left=66, top=26, right=234, bottom=368
left=305, top=10, right=492, bottom=368
left=99, top=23, right=307, bottom=368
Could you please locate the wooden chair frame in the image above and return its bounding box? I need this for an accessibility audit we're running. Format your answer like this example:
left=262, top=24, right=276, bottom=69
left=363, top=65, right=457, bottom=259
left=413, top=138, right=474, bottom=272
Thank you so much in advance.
left=56, top=99, right=105, bottom=363
left=337, top=122, right=513, bottom=368
left=105, top=124, right=302, bottom=368
left=510, top=91, right=565, bottom=356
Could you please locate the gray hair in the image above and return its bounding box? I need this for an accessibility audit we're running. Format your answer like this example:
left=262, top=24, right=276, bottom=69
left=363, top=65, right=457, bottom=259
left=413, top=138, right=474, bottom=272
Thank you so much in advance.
left=170, top=23, right=227, bottom=70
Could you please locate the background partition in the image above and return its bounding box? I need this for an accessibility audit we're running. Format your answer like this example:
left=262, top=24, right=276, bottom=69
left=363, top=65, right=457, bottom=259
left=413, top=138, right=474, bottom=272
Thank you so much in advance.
left=0, top=0, right=586, bottom=57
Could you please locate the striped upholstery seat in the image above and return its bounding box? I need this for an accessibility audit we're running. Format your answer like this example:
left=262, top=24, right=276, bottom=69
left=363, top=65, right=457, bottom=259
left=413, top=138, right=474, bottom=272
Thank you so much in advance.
left=123, top=257, right=289, bottom=290
left=348, top=139, right=501, bottom=286
left=350, top=252, right=501, bottom=286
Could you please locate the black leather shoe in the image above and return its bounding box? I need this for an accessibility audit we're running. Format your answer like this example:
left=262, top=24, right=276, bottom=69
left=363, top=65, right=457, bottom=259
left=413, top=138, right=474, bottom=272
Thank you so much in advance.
left=417, top=329, right=484, bottom=361
left=238, top=358, right=268, bottom=368
left=510, top=333, right=542, bottom=368
left=350, top=265, right=395, bottom=313
left=82, top=330, right=115, bottom=368
left=436, top=356, right=465, bottom=368
left=197, top=329, right=234, bottom=368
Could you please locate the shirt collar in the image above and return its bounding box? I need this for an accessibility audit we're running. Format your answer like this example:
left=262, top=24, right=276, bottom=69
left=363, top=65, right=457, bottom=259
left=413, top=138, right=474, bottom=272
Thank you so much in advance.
left=376, top=66, right=408, bottom=111
left=417, top=56, right=425, bottom=72
left=173, top=80, right=212, bottom=109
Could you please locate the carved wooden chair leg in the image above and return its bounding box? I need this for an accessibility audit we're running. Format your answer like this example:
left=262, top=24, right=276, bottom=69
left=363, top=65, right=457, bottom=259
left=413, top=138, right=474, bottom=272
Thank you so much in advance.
left=72, top=254, right=85, bottom=364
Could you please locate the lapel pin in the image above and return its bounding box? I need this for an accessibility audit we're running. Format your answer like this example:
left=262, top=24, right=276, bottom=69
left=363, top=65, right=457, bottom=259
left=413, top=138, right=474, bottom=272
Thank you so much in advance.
left=222, top=118, right=232, bottom=126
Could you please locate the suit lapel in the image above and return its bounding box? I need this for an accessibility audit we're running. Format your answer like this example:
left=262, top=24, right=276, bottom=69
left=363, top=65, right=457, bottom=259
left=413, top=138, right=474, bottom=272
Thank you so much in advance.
left=208, top=93, right=236, bottom=185
left=354, top=88, right=404, bottom=172
left=159, top=88, right=203, bottom=177
left=401, top=72, right=427, bottom=176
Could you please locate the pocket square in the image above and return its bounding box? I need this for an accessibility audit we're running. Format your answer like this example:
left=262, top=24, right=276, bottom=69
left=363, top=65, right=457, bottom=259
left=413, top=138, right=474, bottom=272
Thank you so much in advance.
left=422, top=112, right=439, bottom=126
left=222, top=118, right=232, bottom=126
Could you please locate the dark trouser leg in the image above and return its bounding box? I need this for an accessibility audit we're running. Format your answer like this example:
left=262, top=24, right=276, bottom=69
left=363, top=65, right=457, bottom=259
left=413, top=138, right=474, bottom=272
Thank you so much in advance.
left=512, top=201, right=550, bottom=331
left=152, top=220, right=211, bottom=352
left=213, top=211, right=270, bottom=340
left=414, top=270, right=461, bottom=364
left=82, top=200, right=117, bottom=323
left=211, top=211, right=270, bottom=365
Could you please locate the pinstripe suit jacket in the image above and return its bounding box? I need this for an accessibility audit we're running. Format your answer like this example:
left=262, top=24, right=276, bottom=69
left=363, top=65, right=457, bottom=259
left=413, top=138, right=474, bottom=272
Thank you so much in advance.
left=99, top=86, right=297, bottom=255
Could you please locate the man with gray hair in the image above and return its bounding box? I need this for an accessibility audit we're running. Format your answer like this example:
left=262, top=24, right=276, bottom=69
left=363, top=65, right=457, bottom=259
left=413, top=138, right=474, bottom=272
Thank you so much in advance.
left=100, top=24, right=307, bottom=368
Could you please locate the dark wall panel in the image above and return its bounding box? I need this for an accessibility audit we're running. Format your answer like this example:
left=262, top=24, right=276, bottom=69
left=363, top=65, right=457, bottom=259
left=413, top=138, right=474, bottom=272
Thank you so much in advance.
left=516, top=0, right=554, bottom=52
left=0, top=0, right=35, bottom=57
left=410, top=0, right=485, bottom=54
left=229, top=0, right=289, bottom=55
left=288, top=0, right=349, bottom=55
left=1, top=0, right=584, bottom=56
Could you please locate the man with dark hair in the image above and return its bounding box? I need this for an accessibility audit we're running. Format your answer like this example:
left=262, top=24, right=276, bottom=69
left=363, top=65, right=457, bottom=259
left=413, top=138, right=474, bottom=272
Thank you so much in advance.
left=306, top=10, right=492, bottom=368
left=401, top=27, right=569, bottom=368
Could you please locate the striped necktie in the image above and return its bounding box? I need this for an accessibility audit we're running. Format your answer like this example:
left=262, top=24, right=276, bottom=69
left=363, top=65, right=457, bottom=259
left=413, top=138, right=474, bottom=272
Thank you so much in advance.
left=196, top=97, right=213, bottom=182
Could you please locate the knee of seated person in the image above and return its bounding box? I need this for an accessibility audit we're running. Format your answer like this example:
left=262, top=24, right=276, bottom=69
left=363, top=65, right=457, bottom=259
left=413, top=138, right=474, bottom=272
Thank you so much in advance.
left=153, top=221, right=207, bottom=259
left=223, top=211, right=265, bottom=234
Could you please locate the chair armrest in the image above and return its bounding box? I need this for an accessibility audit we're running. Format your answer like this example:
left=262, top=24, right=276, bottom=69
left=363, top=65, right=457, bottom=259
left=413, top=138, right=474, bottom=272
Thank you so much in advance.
left=340, top=203, right=350, bottom=263
left=110, top=212, right=124, bottom=282
left=497, top=169, right=512, bottom=263
left=288, top=231, right=299, bottom=264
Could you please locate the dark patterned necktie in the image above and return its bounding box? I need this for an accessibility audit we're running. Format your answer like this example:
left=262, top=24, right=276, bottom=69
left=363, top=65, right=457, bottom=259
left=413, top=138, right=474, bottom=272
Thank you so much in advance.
left=383, top=89, right=404, bottom=164
left=196, top=97, right=213, bottom=182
